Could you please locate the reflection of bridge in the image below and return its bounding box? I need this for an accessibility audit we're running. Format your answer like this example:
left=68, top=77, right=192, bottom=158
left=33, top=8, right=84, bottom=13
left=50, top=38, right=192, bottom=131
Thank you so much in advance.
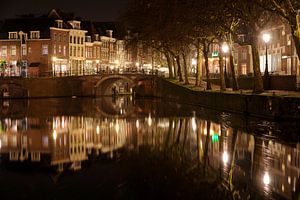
left=0, top=73, right=156, bottom=98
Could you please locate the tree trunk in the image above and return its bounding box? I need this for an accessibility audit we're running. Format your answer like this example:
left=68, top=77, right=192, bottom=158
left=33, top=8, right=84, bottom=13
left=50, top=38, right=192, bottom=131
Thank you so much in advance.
left=292, top=33, right=300, bottom=74
left=290, top=13, right=300, bottom=75
left=229, top=46, right=239, bottom=90
left=195, top=45, right=202, bottom=86
left=203, top=50, right=212, bottom=90
left=165, top=52, right=174, bottom=78
left=176, top=55, right=183, bottom=82
left=182, top=53, right=189, bottom=84
left=219, top=51, right=226, bottom=91
left=250, top=36, right=264, bottom=93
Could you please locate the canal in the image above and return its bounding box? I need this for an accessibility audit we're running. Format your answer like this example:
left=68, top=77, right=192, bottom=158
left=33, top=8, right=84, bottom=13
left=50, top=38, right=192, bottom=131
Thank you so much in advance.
left=0, top=97, right=299, bottom=200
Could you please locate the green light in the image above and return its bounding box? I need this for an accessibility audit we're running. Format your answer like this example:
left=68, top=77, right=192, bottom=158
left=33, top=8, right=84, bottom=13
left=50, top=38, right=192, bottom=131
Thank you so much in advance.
left=212, top=51, right=219, bottom=58
left=212, top=134, right=219, bottom=143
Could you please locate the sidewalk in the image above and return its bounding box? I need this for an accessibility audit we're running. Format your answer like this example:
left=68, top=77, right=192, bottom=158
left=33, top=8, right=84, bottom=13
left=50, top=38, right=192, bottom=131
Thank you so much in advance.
left=169, top=78, right=300, bottom=98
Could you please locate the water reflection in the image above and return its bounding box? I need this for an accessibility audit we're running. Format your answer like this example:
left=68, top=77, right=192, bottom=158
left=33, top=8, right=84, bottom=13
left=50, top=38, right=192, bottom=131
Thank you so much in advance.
left=0, top=98, right=299, bottom=199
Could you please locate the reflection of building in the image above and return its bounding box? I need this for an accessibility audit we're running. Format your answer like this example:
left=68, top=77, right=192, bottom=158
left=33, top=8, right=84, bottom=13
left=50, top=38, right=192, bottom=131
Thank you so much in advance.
left=1, top=114, right=300, bottom=200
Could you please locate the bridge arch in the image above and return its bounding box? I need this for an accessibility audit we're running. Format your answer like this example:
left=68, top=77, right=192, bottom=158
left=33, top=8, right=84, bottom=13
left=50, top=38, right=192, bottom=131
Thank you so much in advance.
left=94, top=75, right=137, bottom=96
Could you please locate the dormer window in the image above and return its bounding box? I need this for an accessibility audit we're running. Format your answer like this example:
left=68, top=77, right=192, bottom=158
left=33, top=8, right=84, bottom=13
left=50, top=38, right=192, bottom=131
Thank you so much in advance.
left=9, top=32, right=18, bottom=39
left=30, top=31, right=40, bottom=39
left=86, top=36, right=91, bottom=42
left=69, top=20, right=81, bottom=30
left=94, top=34, right=99, bottom=41
left=56, top=20, right=63, bottom=29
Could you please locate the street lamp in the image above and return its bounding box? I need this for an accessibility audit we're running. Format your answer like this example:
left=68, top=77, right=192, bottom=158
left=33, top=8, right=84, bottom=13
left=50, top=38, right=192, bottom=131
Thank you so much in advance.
left=262, top=33, right=271, bottom=75
left=222, top=44, right=229, bottom=82
left=262, top=33, right=271, bottom=89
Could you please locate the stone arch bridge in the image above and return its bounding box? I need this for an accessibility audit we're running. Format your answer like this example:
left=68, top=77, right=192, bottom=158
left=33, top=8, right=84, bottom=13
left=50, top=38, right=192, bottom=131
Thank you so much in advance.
left=0, top=74, right=156, bottom=98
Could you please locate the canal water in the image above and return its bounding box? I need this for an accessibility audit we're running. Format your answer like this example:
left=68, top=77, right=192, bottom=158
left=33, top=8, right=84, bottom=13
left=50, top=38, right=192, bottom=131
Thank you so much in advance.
left=0, top=97, right=299, bottom=200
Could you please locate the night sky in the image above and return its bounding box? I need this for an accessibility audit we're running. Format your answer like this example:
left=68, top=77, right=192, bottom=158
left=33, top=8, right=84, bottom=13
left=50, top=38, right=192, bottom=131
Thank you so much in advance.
left=1, top=0, right=129, bottom=21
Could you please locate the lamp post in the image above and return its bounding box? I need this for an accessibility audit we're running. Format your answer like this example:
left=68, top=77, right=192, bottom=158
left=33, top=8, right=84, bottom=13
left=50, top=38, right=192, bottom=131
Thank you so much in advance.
left=262, top=33, right=271, bottom=89
left=222, top=44, right=229, bottom=84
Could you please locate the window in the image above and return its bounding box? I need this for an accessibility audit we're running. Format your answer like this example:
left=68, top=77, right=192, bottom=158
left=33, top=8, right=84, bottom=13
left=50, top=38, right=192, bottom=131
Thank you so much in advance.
left=81, top=37, right=84, bottom=44
left=1, top=46, right=7, bottom=56
left=28, top=47, right=31, bottom=54
left=56, top=20, right=63, bottom=29
left=63, top=46, right=66, bottom=56
left=53, top=33, right=56, bottom=41
left=241, top=64, right=247, bottom=75
left=22, top=45, right=27, bottom=56
left=77, top=37, right=80, bottom=44
left=95, top=34, right=99, bottom=41
left=11, top=45, right=16, bottom=56
left=9, top=32, right=18, bottom=39
left=70, top=36, right=73, bottom=43
left=30, top=31, right=40, bottom=39
left=241, top=50, right=247, bottom=60
left=287, top=35, right=292, bottom=46
left=53, top=45, right=56, bottom=55
left=70, top=47, right=73, bottom=56
left=42, top=45, right=48, bottom=55
left=58, top=45, right=61, bottom=54
left=74, top=36, right=76, bottom=44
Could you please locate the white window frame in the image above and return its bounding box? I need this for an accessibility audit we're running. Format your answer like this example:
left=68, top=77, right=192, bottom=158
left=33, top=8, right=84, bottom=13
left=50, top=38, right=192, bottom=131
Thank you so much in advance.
left=9, top=32, right=18, bottom=39
left=11, top=45, right=16, bottom=56
left=1, top=46, right=7, bottom=56
left=30, top=31, right=40, bottom=39
left=42, top=45, right=48, bottom=55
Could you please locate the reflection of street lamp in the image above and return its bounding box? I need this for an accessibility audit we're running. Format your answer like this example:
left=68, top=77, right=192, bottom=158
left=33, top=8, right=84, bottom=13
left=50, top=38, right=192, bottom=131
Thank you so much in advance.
left=52, top=56, right=57, bottom=76
left=222, top=44, right=229, bottom=81
left=262, top=33, right=271, bottom=89
left=222, top=151, right=229, bottom=164
left=53, top=129, right=57, bottom=140
left=263, top=172, right=270, bottom=185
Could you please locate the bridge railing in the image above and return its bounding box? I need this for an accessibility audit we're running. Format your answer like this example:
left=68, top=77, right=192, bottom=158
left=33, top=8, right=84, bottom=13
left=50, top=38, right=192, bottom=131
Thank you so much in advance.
left=0, top=69, right=164, bottom=78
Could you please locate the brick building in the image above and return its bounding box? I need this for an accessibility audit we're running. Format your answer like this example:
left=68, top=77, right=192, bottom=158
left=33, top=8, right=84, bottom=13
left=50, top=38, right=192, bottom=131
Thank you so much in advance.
left=0, top=9, right=127, bottom=77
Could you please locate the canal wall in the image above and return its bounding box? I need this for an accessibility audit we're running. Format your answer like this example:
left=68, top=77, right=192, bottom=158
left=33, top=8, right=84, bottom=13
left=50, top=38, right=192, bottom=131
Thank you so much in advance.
left=153, top=77, right=300, bottom=120
left=0, top=76, right=95, bottom=98
left=0, top=75, right=154, bottom=98
left=210, top=75, right=299, bottom=91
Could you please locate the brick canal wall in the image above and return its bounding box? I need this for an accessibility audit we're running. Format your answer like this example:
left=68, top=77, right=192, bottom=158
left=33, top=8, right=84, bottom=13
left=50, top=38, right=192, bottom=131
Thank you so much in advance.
left=0, top=75, right=154, bottom=98
left=210, top=75, right=299, bottom=91
left=0, top=76, right=97, bottom=98
left=153, top=77, right=300, bottom=120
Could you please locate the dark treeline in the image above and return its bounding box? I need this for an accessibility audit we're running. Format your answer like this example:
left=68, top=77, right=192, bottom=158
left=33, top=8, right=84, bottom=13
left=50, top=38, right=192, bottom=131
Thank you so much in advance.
left=122, top=0, right=300, bottom=93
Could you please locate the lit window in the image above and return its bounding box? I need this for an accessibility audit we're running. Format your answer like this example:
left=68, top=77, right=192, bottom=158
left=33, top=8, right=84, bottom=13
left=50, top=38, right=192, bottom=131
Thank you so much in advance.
left=42, top=45, right=48, bottom=55
left=241, top=64, right=247, bottom=75
left=63, top=46, right=66, bottom=56
left=58, top=45, right=61, bottom=54
left=10, top=45, right=16, bottom=56
left=22, top=45, right=27, bottom=56
left=9, top=32, right=18, bottom=39
left=30, top=31, right=40, bottom=39
left=1, top=46, right=7, bottom=56
left=53, top=45, right=56, bottom=55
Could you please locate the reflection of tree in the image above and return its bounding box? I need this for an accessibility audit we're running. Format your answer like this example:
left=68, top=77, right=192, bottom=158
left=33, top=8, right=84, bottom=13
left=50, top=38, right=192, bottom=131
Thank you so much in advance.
left=203, top=121, right=211, bottom=173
